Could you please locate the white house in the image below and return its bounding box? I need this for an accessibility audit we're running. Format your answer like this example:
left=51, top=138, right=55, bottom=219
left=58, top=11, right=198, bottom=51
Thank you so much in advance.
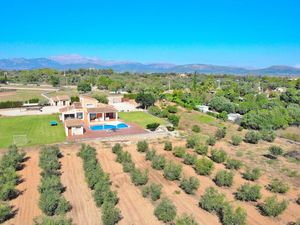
left=50, top=95, right=71, bottom=107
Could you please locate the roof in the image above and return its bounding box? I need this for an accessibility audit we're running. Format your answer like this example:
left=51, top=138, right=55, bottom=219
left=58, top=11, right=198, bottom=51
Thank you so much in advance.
left=86, top=104, right=117, bottom=113
left=65, top=119, right=84, bottom=127
left=51, top=95, right=70, bottom=102
left=80, top=95, right=98, bottom=101
left=59, top=102, right=83, bottom=113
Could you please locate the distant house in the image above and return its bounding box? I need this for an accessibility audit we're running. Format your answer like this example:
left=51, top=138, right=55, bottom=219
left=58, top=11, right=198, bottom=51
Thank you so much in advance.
left=228, top=113, right=243, bottom=123
left=50, top=95, right=70, bottom=107
left=197, top=105, right=209, bottom=113
left=108, top=94, right=123, bottom=104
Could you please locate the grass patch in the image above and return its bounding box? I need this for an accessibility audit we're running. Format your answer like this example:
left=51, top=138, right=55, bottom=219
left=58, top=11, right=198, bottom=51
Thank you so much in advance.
left=0, top=89, right=45, bottom=102
left=119, top=111, right=167, bottom=128
left=0, top=114, right=65, bottom=148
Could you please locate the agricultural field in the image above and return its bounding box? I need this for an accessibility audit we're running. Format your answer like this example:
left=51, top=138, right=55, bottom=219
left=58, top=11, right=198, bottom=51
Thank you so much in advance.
left=0, top=89, right=45, bottom=102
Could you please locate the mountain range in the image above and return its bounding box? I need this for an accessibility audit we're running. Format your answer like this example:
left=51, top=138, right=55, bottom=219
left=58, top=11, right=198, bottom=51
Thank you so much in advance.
left=0, top=55, right=300, bottom=76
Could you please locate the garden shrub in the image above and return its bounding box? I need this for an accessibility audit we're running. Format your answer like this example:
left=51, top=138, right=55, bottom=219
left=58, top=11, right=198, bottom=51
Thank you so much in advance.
left=173, top=147, right=186, bottom=158
left=211, top=149, right=227, bottom=163
left=206, top=136, right=216, bottom=146
left=259, top=196, right=288, bottom=217
left=268, top=146, right=284, bottom=156
left=183, top=153, right=197, bottom=165
left=194, top=158, right=214, bottom=175
left=199, top=187, right=225, bottom=213
left=214, top=170, right=234, bottom=187
left=235, top=183, right=261, bottom=201
left=151, top=155, right=166, bottom=170
left=146, top=123, right=160, bottom=131
left=242, top=168, right=261, bottom=181
left=195, top=145, right=208, bottom=156
left=137, top=141, right=149, bottom=152
left=221, top=203, right=247, bottom=225
left=260, top=130, right=276, bottom=142
left=101, top=200, right=121, bottom=225
left=130, top=168, right=149, bottom=186
left=225, top=158, right=243, bottom=170
left=231, top=135, right=242, bottom=146
left=192, top=125, right=201, bottom=133
left=267, top=179, right=289, bottom=194
left=0, top=202, right=12, bottom=223
left=186, top=136, right=198, bottom=149
left=168, top=114, right=180, bottom=127
left=164, top=141, right=173, bottom=151
left=244, top=131, right=261, bottom=144
left=154, top=198, right=177, bottom=223
left=145, top=149, right=156, bottom=161
left=148, top=106, right=162, bottom=117
left=163, top=161, right=182, bottom=181
left=179, top=177, right=200, bottom=194
left=175, top=213, right=198, bottom=225
left=215, top=127, right=227, bottom=140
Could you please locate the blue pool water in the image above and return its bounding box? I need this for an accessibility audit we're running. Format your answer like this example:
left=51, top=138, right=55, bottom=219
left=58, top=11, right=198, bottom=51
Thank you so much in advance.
left=90, top=123, right=129, bottom=131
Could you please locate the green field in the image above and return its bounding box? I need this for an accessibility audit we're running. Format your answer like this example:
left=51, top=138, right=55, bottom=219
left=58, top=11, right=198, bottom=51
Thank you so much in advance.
left=0, top=114, right=65, bottom=149
left=119, top=111, right=167, bottom=128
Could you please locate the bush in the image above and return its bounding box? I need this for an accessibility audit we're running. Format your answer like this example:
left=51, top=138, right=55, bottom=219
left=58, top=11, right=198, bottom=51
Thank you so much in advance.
left=154, top=198, right=177, bottom=222
left=231, top=135, right=242, bottom=146
left=211, top=149, right=227, bottom=163
left=149, top=183, right=162, bottom=201
left=145, top=149, right=156, bottom=161
left=225, top=158, right=243, bottom=170
left=186, top=136, right=198, bottom=149
left=214, top=170, right=234, bottom=187
left=235, top=183, right=262, bottom=201
left=163, top=161, right=182, bottom=181
left=0, top=202, right=12, bottom=223
left=175, top=214, right=198, bottom=225
left=183, top=154, right=197, bottom=165
left=168, top=114, right=180, bottom=127
left=194, top=158, right=214, bottom=175
left=164, top=141, right=173, bottom=151
left=244, top=131, right=261, bottom=144
left=34, top=216, right=72, bottom=225
left=221, top=204, right=247, bottom=225
left=242, top=168, right=261, bottom=181
left=167, top=126, right=175, bottom=131
left=192, top=125, right=201, bottom=133
left=267, top=179, right=289, bottom=193
left=206, top=136, right=216, bottom=146
left=195, top=145, right=208, bottom=156
left=260, top=130, right=276, bottom=142
left=268, top=146, right=284, bottom=156
left=215, top=127, right=227, bottom=140
left=179, top=177, right=200, bottom=194
left=38, top=175, right=64, bottom=194
left=101, top=200, right=121, bottom=225
left=112, top=143, right=122, bottom=154
left=259, top=196, right=288, bottom=217
left=151, top=155, right=166, bottom=170
left=148, top=106, right=162, bottom=117
left=146, top=123, right=160, bottom=131
left=199, top=187, right=225, bottom=213
left=173, top=147, right=186, bottom=158
left=137, top=141, right=149, bottom=152
left=142, top=186, right=150, bottom=198
left=0, top=145, right=25, bottom=170
left=166, top=105, right=178, bottom=113
left=130, top=168, right=148, bottom=186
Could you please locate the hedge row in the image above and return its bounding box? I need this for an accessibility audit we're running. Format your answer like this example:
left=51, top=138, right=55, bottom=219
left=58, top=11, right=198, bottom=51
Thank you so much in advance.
left=78, top=144, right=121, bottom=225
left=38, top=146, right=71, bottom=216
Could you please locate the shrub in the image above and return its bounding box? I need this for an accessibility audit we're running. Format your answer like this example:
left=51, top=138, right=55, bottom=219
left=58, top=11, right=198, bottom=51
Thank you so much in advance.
left=267, top=179, right=289, bottom=194
left=137, top=141, right=149, bottom=152
left=183, top=154, right=197, bottom=165
left=221, top=204, right=247, bottom=225
left=0, top=145, right=25, bottom=170
left=214, top=170, right=234, bottom=187
left=242, top=168, right=261, bottom=181
left=145, top=149, right=156, bottom=161
left=237, top=126, right=243, bottom=131
left=215, top=127, right=227, bottom=140
left=130, top=168, right=149, bottom=186
left=164, top=141, right=173, bottom=151
left=146, top=123, right=160, bottom=131
left=148, top=106, right=162, bottom=117
left=166, top=105, right=178, bottom=113
left=38, top=175, right=64, bottom=194
left=297, top=196, right=300, bottom=205
left=199, top=187, right=225, bottom=213
left=168, top=114, right=180, bottom=127
left=167, top=126, right=175, bottom=131
left=0, top=202, right=12, bottom=223
left=34, top=216, right=72, bottom=225
left=179, top=177, right=200, bottom=194
left=192, top=125, right=201, bottom=133
left=244, top=131, right=261, bottom=144
left=101, top=200, right=121, bottom=225
left=154, top=198, right=177, bottom=222
left=260, top=130, right=276, bottom=142
left=194, top=158, right=214, bottom=175
left=225, top=158, right=243, bottom=170
left=173, top=147, right=186, bottom=158
left=112, top=144, right=122, bottom=154
left=94, top=181, right=118, bottom=207
left=231, top=135, right=242, bottom=146
left=186, top=136, right=198, bottom=149
left=268, top=146, right=284, bottom=156
left=142, top=186, right=150, bottom=198
left=195, top=145, right=208, bottom=156
left=151, top=155, right=166, bottom=170
left=211, top=149, right=227, bottom=163
left=175, top=214, right=198, bottom=225
left=259, top=196, right=288, bottom=217
left=163, top=161, right=182, bottom=181
left=206, top=136, right=216, bottom=146
left=235, top=183, right=262, bottom=201
left=149, top=183, right=162, bottom=201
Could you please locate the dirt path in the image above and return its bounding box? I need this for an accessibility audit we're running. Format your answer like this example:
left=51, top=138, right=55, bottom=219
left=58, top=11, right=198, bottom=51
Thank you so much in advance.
left=95, top=145, right=163, bottom=225
left=60, top=147, right=101, bottom=225
left=4, top=151, right=41, bottom=225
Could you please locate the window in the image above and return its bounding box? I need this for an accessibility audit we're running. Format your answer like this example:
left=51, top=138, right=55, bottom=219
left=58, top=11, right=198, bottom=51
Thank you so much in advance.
left=77, top=112, right=83, bottom=119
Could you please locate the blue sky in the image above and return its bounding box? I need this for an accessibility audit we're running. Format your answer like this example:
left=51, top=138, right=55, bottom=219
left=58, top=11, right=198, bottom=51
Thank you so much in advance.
left=0, top=0, right=300, bottom=67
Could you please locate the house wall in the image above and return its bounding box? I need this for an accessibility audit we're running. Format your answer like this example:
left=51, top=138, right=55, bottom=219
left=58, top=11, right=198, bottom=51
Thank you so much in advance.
left=51, top=100, right=70, bottom=107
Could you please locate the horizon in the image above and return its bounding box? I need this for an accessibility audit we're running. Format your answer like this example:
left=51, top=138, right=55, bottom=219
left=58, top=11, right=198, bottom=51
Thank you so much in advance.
left=0, top=0, right=300, bottom=68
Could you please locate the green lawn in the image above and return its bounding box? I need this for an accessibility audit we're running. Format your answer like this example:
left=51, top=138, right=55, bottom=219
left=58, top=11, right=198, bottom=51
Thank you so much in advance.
left=119, top=111, right=167, bottom=128
left=0, top=114, right=66, bottom=149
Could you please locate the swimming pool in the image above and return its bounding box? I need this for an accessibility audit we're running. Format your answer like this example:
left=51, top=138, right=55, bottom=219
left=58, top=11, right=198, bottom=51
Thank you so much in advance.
left=90, top=122, right=129, bottom=131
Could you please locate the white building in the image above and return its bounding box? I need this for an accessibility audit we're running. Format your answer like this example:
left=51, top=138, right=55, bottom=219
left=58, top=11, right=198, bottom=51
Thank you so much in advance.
left=50, top=95, right=71, bottom=107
